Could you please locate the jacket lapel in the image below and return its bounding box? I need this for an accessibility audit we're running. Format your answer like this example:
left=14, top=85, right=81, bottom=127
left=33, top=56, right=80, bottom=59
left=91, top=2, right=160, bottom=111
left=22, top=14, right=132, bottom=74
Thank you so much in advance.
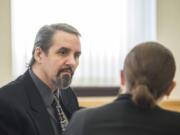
left=22, top=71, right=55, bottom=135
left=60, top=88, right=79, bottom=119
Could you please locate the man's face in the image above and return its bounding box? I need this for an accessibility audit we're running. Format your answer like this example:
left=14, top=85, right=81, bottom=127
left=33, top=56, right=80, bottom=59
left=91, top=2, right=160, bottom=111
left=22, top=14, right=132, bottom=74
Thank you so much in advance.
left=38, top=31, right=81, bottom=90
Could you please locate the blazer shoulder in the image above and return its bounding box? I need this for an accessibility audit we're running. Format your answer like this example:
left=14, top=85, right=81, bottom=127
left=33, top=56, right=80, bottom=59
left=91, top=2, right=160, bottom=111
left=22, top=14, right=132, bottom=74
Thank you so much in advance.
left=0, top=70, right=32, bottom=91
left=0, top=76, right=24, bottom=94
left=0, top=71, right=33, bottom=105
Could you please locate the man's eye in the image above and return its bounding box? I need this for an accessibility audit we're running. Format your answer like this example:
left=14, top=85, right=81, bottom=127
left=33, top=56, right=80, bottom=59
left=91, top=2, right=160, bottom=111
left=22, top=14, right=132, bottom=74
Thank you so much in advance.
left=58, top=48, right=68, bottom=55
left=60, top=50, right=66, bottom=54
left=75, top=54, right=80, bottom=58
left=75, top=52, right=81, bottom=59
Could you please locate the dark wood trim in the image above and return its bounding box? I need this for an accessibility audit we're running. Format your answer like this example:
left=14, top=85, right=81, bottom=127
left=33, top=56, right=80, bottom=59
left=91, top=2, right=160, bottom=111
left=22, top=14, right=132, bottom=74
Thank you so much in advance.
left=72, top=86, right=120, bottom=97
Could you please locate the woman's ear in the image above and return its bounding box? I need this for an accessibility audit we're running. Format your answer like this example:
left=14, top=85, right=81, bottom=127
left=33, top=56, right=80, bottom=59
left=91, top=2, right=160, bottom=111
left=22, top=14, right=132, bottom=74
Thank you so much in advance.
left=164, top=80, right=176, bottom=97
left=120, top=70, right=125, bottom=88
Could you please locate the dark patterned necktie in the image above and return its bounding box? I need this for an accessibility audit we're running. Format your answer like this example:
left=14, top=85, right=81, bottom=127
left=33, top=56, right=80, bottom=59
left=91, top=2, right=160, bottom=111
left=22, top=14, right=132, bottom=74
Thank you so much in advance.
left=53, top=94, right=69, bottom=132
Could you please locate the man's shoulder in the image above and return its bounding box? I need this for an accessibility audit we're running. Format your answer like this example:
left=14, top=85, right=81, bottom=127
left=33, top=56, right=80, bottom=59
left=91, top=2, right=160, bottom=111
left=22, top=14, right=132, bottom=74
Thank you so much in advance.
left=0, top=71, right=32, bottom=102
left=0, top=70, right=31, bottom=91
left=0, top=75, right=25, bottom=91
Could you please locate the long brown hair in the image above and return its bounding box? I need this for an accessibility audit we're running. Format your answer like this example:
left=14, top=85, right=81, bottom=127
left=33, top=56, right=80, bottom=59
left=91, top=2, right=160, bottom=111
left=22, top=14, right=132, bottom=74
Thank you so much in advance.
left=124, top=42, right=176, bottom=109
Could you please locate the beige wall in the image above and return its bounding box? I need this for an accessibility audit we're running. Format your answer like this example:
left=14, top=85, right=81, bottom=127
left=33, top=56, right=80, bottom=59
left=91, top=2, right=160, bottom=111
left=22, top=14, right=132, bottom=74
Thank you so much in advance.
left=0, top=0, right=11, bottom=86
left=157, top=0, right=180, bottom=99
left=0, top=0, right=180, bottom=99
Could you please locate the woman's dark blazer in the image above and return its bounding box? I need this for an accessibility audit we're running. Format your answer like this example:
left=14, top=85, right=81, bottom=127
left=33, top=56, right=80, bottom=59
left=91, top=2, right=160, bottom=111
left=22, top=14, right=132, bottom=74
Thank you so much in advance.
left=64, top=94, right=180, bottom=135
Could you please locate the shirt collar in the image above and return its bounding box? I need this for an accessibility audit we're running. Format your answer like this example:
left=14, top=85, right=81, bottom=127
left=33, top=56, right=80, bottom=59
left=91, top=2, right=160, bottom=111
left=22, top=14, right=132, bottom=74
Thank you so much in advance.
left=29, top=69, right=54, bottom=107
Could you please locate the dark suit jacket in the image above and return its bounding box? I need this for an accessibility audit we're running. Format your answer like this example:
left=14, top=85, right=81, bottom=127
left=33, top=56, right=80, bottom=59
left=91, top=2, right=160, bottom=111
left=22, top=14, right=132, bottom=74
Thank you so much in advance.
left=0, top=70, right=79, bottom=135
left=64, top=94, right=180, bottom=135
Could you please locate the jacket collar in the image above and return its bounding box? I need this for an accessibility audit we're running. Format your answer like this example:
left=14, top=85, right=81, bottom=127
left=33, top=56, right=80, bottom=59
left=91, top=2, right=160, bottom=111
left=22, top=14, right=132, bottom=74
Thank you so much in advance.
left=114, top=93, right=132, bottom=102
left=21, top=70, right=55, bottom=135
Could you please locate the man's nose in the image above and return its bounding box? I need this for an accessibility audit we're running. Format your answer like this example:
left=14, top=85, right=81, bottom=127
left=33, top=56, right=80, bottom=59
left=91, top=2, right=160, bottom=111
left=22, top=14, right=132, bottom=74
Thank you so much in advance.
left=65, top=55, right=77, bottom=67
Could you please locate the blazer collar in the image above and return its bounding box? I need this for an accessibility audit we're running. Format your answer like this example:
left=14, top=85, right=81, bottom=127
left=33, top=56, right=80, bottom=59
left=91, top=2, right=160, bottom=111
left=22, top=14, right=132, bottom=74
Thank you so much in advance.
left=114, top=93, right=132, bottom=102
left=22, top=70, right=55, bottom=135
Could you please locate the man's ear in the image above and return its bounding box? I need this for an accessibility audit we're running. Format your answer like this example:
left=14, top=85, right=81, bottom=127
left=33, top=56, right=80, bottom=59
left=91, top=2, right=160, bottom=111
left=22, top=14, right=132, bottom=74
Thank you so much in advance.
left=164, top=80, right=176, bottom=97
left=34, top=47, right=43, bottom=63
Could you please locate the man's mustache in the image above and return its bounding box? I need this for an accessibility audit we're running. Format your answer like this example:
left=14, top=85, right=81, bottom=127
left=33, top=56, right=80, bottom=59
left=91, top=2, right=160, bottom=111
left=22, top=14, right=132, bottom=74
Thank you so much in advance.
left=57, top=66, right=74, bottom=76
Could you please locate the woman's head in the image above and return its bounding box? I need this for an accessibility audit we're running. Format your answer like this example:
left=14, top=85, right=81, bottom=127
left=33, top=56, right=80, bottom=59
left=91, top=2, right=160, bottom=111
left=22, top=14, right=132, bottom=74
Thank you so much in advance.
left=123, top=41, right=176, bottom=109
